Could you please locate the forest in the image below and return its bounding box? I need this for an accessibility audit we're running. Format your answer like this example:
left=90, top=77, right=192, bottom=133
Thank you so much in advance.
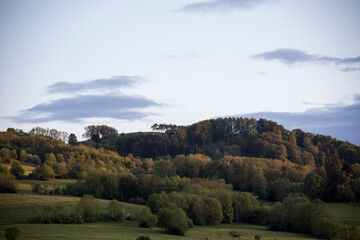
left=1, top=117, right=360, bottom=239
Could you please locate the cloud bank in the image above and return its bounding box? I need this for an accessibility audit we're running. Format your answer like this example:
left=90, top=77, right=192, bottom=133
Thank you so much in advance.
left=11, top=95, right=160, bottom=123
left=234, top=95, right=360, bottom=145
left=47, top=76, right=142, bottom=94
left=254, top=48, right=360, bottom=69
left=10, top=76, right=161, bottom=123
left=180, top=0, right=266, bottom=13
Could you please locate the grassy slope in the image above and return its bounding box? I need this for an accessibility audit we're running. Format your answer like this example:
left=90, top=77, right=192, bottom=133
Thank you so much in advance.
left=259, top=198, right=360, bottom=225
left=16, top=179, right=76, bottom=194
left=0, top=194, right=144, bottom=225
left=0, top=193, right=319, bottom=240
left=1, top=179, right=359, bottom=239
left=4, top=162, right=35, bottom=176
left=0, top=222, right=319, bottom=240
left=326, top=202, right=360, bottom=225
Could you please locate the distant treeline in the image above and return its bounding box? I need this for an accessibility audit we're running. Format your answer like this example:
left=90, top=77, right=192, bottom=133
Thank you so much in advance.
left=1, top=118, right=360, bottom=202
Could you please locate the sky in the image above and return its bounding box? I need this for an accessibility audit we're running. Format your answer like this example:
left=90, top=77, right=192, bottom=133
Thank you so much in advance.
left=0, top=0, right=360, bottom=145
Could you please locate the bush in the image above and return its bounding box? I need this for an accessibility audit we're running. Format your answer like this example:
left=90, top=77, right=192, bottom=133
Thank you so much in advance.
left=254, top=234, right=262, bottom=240
left=147, top=191, right=169, bottom=214
left=0, top=163, right=9, bottom=174
left=108, top=199, right=125, bottom=221
left=338, top=222, right=360, bottom=240
left=136, top=236, right=151, bottom=240
left=32, top=164, right=55, bottom=180
left=229, top=231, right=241, bottom=239
left=77, top=195, right=99, bottom=222
left=250, top=206, right=270, bottom=225
left=158, top=207, right=188, bottom=235
left=5, top=227, right=20, bottom=240
left=0, top=173, right=17, bottom=193
left=10, top=161, right=24, bottom=178
left=138, top=207, right=157, bottom=228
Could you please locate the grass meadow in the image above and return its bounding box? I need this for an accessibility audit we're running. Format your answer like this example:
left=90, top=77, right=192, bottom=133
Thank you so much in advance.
left=0, top=221, right=320, bottom=240
left=16, top=179, right=77, bottom=194
left=0, top=179, right=359, bottom=239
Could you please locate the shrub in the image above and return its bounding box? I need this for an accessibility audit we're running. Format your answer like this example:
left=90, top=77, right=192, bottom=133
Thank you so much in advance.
left=138, top=207, right=157, bottom=228
left=147, top=191, right=169, bottom=214
left=0, top=173, right=16, bottom=193
left=0, top=163, right=9, bottom=174
left=338, top=222, right=360, bottom=240
left=10, top=161, right=24, bottom=178
left=158, top=207, right=188, bottom=235
left=77, top=195, right=99, bottom=222
left=5, top=227, right=20, bottom=240
left=108, top=199, right=125, bottom=221
left=229, top=231, right=241, bottom=239
left=32, top=164, right=55, bottom=180
left=136, top=236, right=151, bottom=240
left=254, top=234, right=262, bottom=240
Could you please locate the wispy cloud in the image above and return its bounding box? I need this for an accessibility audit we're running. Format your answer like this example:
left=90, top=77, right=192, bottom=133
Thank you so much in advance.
left=233, top=94, right=360, bottom=145
left=8, top=75, right=162, bottom=123
left=180, top=0, right=266, bottom=13
left=10, top=95, right=161, bottom=123
left=160, top=53, right=203, bottom=60
left=254, top=48, right=360, bottom=68
left=341, top=67, right=360, bottom=72
left=47, top=76, right=142, bottom=94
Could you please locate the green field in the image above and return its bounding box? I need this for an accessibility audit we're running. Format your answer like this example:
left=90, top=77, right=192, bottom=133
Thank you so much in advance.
left=3, top=162, right=35, bottom=177
left=0, top=194, right=144, bottom=225
left=16, top=179, right=77, bottom=194
left=0, top=193, right=320, bottom=240
left=0, top=222, right=319, bottom=240
left=326, top=202, right=360, bottom=225
left=1, top=179, right=359, bottom=239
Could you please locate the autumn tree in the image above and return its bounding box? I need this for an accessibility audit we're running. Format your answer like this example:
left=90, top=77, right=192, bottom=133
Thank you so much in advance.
left=10, top=161, right=24, bottom=178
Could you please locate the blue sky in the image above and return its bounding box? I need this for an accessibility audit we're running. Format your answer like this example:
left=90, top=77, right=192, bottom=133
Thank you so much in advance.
left=1, top=0, right=360, bottom=145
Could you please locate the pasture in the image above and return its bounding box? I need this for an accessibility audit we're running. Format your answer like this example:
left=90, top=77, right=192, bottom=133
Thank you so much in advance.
left=0, top=222, right=320, bottom=240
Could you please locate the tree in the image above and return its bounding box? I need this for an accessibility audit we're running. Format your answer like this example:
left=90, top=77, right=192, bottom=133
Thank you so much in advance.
left=77, top=195, right=99, bottom=222
left=203, top=197, right=223, bottom=225
left=303, top=172, right=325, bottom=200
left=10, top=161, right=24, bottom=178
left=0, top=173, right=17, bottom=193
left=68, top=133, right=78, bottom=145
left=32, top=164, right=55, bottom=180
left=83, top=125, right=118, bottom=142
left=158, top=207, right=188, bottom=235
left=5, top=227, right=20, bottom=240
left=0, top=164, right=9, bottom=174
left=108, top=199, right=125, bottom=221
left=147, top=192, right=169, bottom=214
left=138, top=206, right=157, bottom=228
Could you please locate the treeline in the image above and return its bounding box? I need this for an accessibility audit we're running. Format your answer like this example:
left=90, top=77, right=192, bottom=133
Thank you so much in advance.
left=1, top=125, right=360, bottom=202
left=111, top=118, right=359, bottom=165
left=28, top=195, right=126, bottom=224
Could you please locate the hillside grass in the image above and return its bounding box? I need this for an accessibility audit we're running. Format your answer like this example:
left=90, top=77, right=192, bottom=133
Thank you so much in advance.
left=326, top=202, right=360, bottom=225
left=258, top=198, right=360, bottom=226
left=17, top=179, right=76, bottom=194
left=0, top=193, right=144, bottom=225
left=0, top=222, right=319, bottom=240
left=3, top=161, right=35, bottom=176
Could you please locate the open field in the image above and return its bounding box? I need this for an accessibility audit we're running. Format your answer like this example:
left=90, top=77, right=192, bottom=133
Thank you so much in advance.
left=326, top=202, right=360, bottom=225
left=16, top=179, right=77, bottom=194
left=0, top=222, right=320, bottom=240
left=258, top=198, right=360, bottom=226
left=1, top=179, right=359, bottom=239
left=0, top=194, right=144, bottom=225
left=3, top=162, right=35, bottom=177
